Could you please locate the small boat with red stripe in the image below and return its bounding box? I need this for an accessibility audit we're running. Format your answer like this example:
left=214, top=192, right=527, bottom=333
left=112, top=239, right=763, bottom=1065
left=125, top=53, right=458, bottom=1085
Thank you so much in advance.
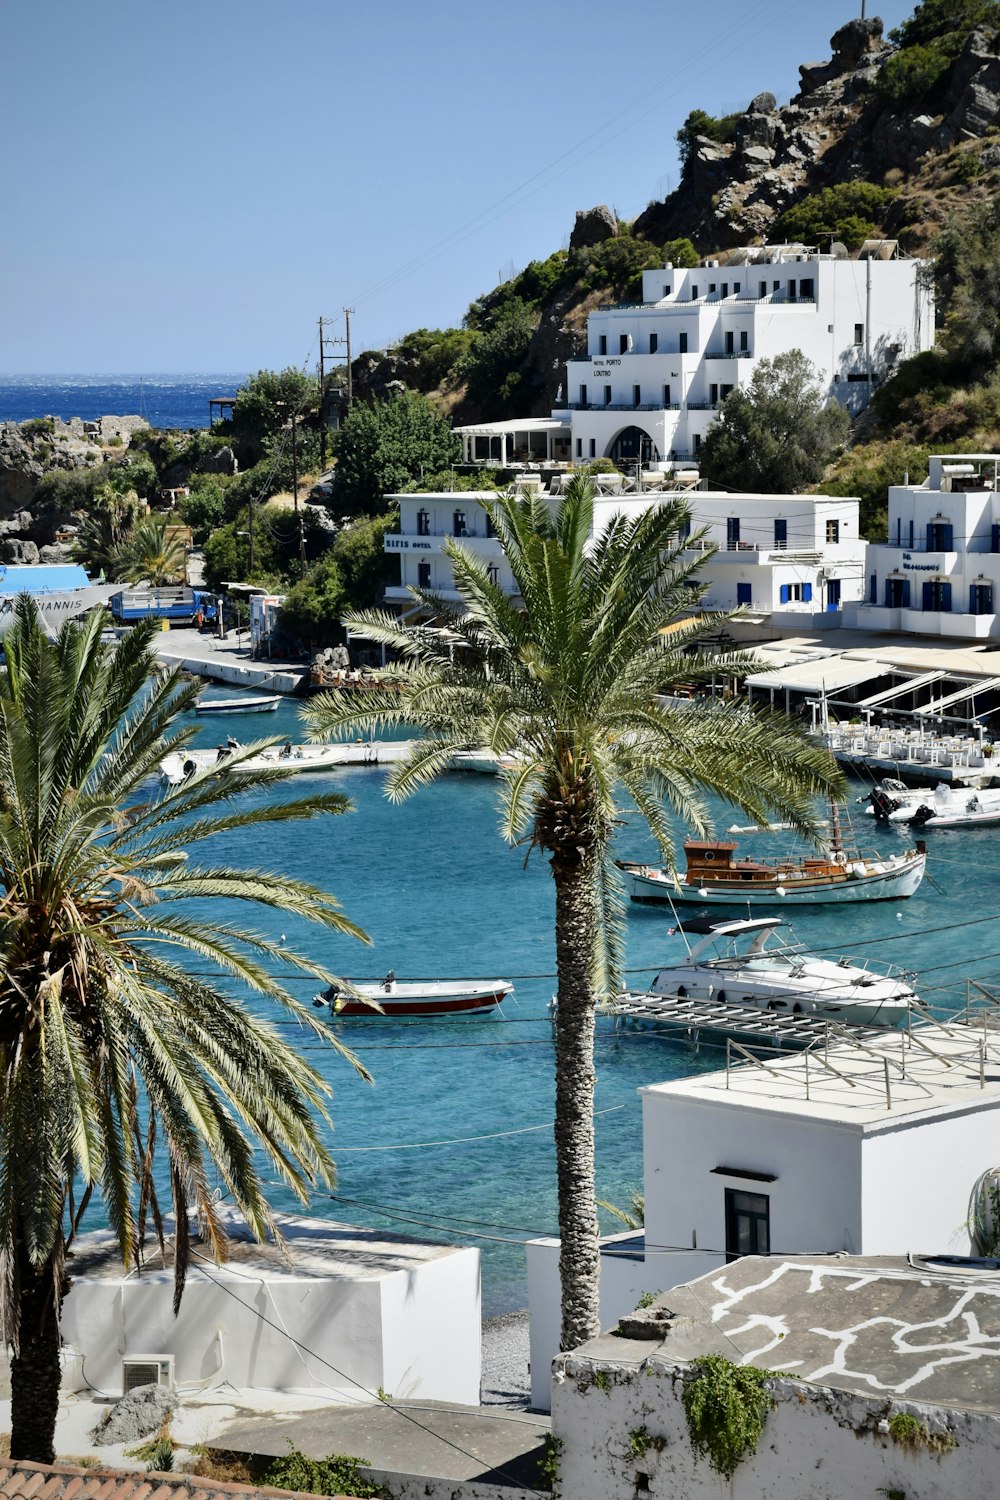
left=316, top=972, right=514, bottom=1018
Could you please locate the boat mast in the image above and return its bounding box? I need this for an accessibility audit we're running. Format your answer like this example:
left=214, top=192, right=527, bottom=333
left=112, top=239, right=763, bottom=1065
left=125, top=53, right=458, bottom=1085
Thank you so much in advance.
left=829, top=801, right=844, bottom=855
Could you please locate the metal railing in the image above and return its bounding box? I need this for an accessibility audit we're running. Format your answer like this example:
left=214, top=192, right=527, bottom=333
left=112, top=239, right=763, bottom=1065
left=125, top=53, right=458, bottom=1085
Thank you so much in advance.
left=705, top=350, right=753, bottom=360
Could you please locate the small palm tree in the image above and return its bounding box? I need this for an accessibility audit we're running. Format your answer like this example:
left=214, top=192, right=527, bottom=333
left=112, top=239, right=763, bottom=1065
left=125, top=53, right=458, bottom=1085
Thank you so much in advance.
left=112, top=517, right=187, bottom=586
left=303, top=477, right=843, bottom=1353
left=0, top=598, right=369, bottom=1462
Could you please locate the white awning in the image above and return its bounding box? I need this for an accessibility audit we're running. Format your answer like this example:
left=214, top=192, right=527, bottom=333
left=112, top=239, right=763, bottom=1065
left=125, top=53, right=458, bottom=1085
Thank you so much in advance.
left=914, top=676, right=1000, bottom=715
left=744, top=658, right=889, bottom=694
left=855, top=670, right=947, bottom=709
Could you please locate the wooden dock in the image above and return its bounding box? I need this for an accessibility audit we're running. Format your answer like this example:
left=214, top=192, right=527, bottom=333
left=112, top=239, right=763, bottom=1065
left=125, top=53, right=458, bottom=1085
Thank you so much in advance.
left=612, top=990, right=889, bottom=1050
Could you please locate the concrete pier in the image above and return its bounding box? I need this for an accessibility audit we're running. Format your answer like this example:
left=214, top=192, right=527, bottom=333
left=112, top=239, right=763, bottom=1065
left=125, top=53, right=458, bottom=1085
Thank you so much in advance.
left=153, top=625, right=308, bottom=695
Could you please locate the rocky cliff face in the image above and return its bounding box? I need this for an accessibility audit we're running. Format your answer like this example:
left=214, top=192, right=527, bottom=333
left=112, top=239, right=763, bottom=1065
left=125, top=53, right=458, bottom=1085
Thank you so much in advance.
left=634, top=16, right=1000, bottom=251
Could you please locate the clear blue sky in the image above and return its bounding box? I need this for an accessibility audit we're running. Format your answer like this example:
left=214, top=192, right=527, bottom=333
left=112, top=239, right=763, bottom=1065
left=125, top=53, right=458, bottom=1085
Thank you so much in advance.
left=1, top=0, right=915, bottom=374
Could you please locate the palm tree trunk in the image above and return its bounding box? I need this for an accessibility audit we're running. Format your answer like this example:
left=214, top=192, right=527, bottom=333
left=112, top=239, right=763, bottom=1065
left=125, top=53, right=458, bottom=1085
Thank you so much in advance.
left=10, top=1244, right=63, bottom=1464
left=552, top=858, right=602, bottom=1352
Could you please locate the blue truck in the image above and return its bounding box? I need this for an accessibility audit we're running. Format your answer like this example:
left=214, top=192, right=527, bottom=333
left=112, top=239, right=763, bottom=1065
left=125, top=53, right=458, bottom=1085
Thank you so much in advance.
left=108, top=587, right=218, bottom=627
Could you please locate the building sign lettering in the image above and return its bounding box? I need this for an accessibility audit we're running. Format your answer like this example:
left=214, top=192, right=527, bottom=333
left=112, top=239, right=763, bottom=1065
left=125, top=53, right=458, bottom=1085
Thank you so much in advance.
left=385, top=537, right=432, bottom=551
left=591, top=358, right=622, bottom=368
left=901, top=552, right=940, bottom=572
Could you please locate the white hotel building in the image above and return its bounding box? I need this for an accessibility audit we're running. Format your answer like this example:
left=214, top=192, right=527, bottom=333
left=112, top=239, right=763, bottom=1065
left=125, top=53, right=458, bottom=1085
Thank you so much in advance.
left=846, top=453, right=1000, bottom=640
left=456, top=243, right=934, bottom=470
left=383, top=486, right=865, bottom=627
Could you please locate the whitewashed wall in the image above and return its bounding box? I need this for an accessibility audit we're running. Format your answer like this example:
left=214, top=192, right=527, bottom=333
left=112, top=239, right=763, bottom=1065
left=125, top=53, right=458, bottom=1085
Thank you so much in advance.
left=59, top=1246, right=481, bottom=1404
left=551, top=1354, right=996, bottom=1500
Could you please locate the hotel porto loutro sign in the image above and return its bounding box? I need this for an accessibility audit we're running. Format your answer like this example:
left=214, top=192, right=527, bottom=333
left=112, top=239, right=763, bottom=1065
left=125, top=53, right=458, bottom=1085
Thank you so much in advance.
left=590, top=358, right=622, bottom=378
left=901, top=553, right=941, bottom=572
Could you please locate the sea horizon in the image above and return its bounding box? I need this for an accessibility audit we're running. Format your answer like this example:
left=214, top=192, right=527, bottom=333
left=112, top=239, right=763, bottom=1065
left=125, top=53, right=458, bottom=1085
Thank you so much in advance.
left=0, top=373, right=248, bottom=431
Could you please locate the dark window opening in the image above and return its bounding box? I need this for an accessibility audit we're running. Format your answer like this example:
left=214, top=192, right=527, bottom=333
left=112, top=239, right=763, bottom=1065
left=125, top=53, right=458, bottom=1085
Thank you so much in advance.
left=679, top=332, right=688, bottom=354
left=725, top=331, right=734, bottom=354
left=971, top=582, right=994, bottom=615
left=604, top=386, right=613, bottom=405
left=580, top=384, right=587, bottom=405
left=725, top=1189, right=770, bottom=1263
left=620, top=334, right=629, bottom=354
left=633, top=384, right=641, bottom=405
left=926, top=521, right=954, bottom=551
left=854, top=323, right=864, bottom=345
left=773, top=518, right=787, bottom=548
left=737, top=582, right=752, bottom=605
left=417, top=561, right=431, bottom=589
left=416, top=509, right=430, bottom=537
left=693, top=432, right=702, bottom=452
left=663, top=384, right=671, bottom=405
left=453, top=510, right=467, bottom=538
left=826, top=519, right=840, bottom=543
left=827, top=577, right=842, bottom=609
left=649, top=333, right=658, bottom=353
left=599, top=335, right=607, bottom=355
left=740, top=330, right=749, bottom=352
left=589, top=438, right=596, bottom=458
left=922, top=580, right=952, bottom=612
left=727, top=517, right=740, bottom=549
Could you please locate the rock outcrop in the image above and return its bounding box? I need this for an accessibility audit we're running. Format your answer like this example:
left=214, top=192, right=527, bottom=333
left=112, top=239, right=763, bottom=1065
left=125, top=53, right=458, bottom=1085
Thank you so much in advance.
left=569, top=205, right=619, bottom=250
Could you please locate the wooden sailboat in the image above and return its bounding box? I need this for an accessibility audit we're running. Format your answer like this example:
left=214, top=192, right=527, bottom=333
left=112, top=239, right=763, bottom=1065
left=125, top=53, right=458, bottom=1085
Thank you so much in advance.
left=616, top=804, right=926, bottom=906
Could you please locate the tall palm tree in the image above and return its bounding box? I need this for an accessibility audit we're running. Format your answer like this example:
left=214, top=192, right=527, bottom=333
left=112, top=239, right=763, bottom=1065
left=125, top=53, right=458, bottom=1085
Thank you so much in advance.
left=0, top=598, right=370, bottom=1462
left=112, top=516, right=188, bottom=585
left=303, top=477, right=843, bottom=1354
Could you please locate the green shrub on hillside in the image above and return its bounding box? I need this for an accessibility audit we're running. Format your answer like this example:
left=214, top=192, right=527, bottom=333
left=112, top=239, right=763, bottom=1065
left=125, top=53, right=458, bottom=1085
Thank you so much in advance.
left=677, top=109, right=741, bottom=169
left=823, top=439, right=934, bottom=540
left=392, top=326, right=475, bottom=389
left=778, top=183, right=896, bottom=250
left=875, top=0, right=1000, bottom=106
left=457, top=296, right=538, bottom=418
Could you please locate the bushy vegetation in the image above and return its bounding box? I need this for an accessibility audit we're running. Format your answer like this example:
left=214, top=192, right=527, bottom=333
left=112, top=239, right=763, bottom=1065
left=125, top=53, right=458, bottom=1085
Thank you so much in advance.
left=332, top=390, right=460, bottom=514
left=876, top=0, right=1000, bottom=105
left=278, top=513, right=398, bottom=645
left=677, top=108, right=742, bottom=169
left=778, top=182, right=896, bottom=251
left=700, top=351, right=850, bottom=493
left=264, top=1447, right=384, bottom=1498
left=822, top=438, right=934, bottom=539
left=229, top=366, right=321, bottom=467
left=391, top=326, right=475, bottom=389
left=458, top=295, right=538, bottom=417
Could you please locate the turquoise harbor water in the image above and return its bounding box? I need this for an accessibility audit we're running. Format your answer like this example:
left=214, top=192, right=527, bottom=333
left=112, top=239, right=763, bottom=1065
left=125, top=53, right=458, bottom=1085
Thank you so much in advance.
left=162, top=694, right=1000, bottom=1315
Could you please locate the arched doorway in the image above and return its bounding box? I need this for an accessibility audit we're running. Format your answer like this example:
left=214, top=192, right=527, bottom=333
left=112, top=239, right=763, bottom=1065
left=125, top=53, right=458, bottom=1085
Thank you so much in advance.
left=607, top=426, right=660, bottom=465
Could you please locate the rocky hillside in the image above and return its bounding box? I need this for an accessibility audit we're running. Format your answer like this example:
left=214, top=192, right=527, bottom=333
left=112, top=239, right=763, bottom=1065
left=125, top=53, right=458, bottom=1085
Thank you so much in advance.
left=354, top=4, right=1000, bottom=421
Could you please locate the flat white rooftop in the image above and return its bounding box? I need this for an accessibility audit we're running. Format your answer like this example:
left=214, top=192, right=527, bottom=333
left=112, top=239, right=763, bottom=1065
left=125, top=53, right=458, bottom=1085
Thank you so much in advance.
left=753, top=632, right=1000, bottom=680
left=69, top=1211, right=465, bottom=1283
left=641, top=1022, right=1000, bottom=1130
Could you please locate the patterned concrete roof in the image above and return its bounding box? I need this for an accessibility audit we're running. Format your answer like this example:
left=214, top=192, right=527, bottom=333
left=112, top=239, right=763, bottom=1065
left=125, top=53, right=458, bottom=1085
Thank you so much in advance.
left=0, top=1459, right=351, bottom=1500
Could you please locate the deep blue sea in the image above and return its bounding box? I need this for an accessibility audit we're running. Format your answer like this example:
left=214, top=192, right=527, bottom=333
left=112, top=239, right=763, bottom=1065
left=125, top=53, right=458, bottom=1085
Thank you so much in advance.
left=0, top=375, right=243, bottom=430
left=137, top=692, right=1000, bottom=1315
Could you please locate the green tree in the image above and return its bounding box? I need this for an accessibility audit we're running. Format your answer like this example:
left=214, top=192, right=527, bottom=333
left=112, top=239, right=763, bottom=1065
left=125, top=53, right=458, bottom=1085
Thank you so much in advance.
left=71, top=480, right=143, bottom=577
left=778, top=183, right=895, bottom=251
left=178, top=476, right=227, bottom=543
left=304, top=479, right=841, bottom=1349
left=0, top=600, right=370, bottom=1461
left=332, top=392, right=460, bottom=515
left=676, top=108, right=740, bottom=170
left=201, top=510, right=283, bottom=592
left=278, top=555, right=347, bottom=645
left=458, top=297, right=538, bottom=418
left=700, top=352, right=850, bottom=493
left=111, top=517, right=188, bottom=585
left=231, top=368, right=321, bottom=467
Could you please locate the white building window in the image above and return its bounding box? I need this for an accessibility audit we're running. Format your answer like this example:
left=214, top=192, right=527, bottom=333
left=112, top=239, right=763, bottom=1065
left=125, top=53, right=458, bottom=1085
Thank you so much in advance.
left=826, top=519, right=840, bottom=543
left=854, top=323, right=864, bottom=345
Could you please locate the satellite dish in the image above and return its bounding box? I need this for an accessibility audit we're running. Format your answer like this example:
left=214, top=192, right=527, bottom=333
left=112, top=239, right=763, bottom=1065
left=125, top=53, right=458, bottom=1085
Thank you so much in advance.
left=830, top=241, right=849, bottom=259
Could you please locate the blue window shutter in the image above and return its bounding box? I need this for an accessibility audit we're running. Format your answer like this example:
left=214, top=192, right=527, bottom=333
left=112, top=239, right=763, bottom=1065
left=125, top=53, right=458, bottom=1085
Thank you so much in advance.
left=943, top=524, right=954, bottom=550
left=802, top=582, right=813, bottom=603
left=922, top=580, right=934, bottom=610
left=902, top=580, right=910, bottom=608
left=737, top=582, right=752, bottom=605
left=941, top=581, right=952, bottom=612
left=992, top=524, right=1000, bottom=554
left=779, top=584, right=790, bottom=604
left=926, top=523, right=934, bottom=551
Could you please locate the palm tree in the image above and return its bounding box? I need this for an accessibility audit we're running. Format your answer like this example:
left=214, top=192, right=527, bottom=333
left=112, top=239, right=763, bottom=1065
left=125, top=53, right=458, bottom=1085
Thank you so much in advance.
left=112, top=516, right=188, bottom=585
left=303, top=477, right=843, bottom=1353
left=0, top=598, right=370, bottom=1462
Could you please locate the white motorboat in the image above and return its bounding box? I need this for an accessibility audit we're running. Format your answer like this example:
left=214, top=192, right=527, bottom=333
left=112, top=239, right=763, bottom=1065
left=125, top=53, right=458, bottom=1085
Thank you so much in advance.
left=195, top=694, right=281, bottom=715
left=624, top=916, right=917, bottom=1028
left=315, top=975, right=514, bottom=1018
left=911, top=783, right=1000, bottom=829
left=159, top=738, right=417, bottom=784
left=865, top=779, right=934, bottom=822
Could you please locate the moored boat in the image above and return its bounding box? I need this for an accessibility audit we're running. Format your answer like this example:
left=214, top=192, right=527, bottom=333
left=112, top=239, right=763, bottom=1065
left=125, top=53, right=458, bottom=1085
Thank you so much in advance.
left=195, top=694, right=281, bottom=714
left=159, top=739, right=417, bottom=784
left=616, top=807, right=926, bottom=905
left=625, top=916, right=917, bottom=1028
left=911, top=783, right=1000, bottom=829
left=317, top=975, right=514, bottom=1017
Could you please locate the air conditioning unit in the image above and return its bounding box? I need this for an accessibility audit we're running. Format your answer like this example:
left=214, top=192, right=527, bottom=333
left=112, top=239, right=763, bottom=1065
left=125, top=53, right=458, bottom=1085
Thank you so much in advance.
left=122, top=1355, right=175, bottom=1395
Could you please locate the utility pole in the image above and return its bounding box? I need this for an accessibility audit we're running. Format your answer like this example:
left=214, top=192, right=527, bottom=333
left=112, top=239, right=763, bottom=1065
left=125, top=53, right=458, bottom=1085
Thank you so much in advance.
left=291, top=409, right=306, bottom=581
left=344, top=307, right=354, bottom=409
left=318, top=316, right=327, bottom=472
left=248, top=496, right=255, bottom=576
